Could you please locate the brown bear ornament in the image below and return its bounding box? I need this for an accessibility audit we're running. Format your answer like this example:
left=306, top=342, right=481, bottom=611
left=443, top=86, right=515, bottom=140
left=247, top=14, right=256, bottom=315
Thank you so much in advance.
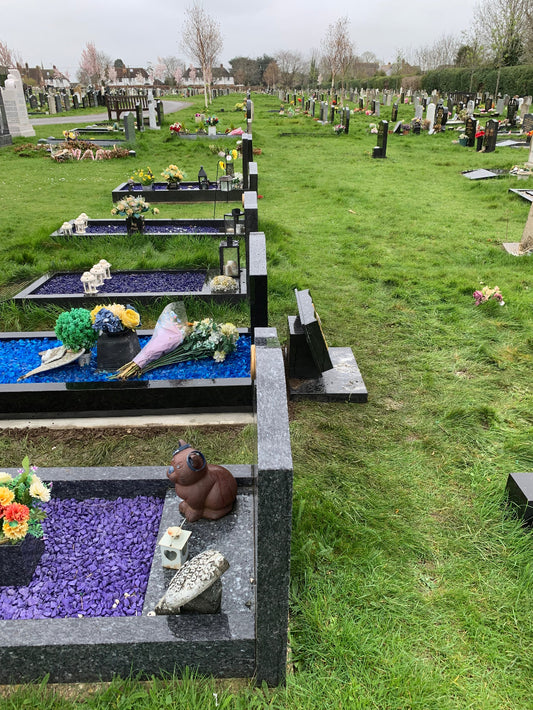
left=166, top=440, right=238, bottom=522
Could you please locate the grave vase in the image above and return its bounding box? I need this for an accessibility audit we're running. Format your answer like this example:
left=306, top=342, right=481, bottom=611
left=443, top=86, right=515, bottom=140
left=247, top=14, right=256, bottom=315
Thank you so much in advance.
left=96, top=329, right=141, bottom=370
left=126, top=215, right=145, bottom=235
left=167, top=181, right=180, bottom=190
left=0, top=535, right=45, bottom=587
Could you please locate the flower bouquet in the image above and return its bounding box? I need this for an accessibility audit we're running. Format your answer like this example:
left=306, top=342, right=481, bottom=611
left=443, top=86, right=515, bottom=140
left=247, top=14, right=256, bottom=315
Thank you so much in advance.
left=113, top=303, right=240, bottom=380
left=130, top=167, right=155, bottom=185
left=334, top=124, right=345, bottom=135
left=0, top=457, right=51, bottom=545
left=169, top=122, right=184, bottom=134
left=219, top=149, right=238, bottom=176
left=111, top=196, right=159, bottom=233
left=161, top=164, right=185, bottom=188
left=473, top=286, right=505, bottom=306
left=90, top=304, right=141, bottom=334
left=206, top=116, right=219, bottom=126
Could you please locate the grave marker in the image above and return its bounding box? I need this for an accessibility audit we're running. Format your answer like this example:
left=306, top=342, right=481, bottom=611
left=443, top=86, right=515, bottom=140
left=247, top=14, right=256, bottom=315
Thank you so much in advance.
left=123, top=112, right=136, bottom=143
left=465, top=116, right=476, bottom=147
left=0, top=69, right=35, bottom=137
left=483, top=119, right=498, bottom=152
left=507, top=98, right=518, bottom=126
left=373, top=120, right=388, bottom=158
left=0, top=91, right=12, bottom=147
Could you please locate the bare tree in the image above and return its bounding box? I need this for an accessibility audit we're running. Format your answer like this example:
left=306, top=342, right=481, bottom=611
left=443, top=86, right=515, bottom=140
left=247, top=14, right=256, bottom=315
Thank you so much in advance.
left=181, top=3, right=223, bottom=108
left=0, top=40, right=22, bottom=70
left=275, top=50, right=304, bottom=88
left=263, top=60, right=280, bottom=89
left=157, top=56, right=184, bottom=85
left=320, top=17, right=354, bottom=95
left=415, top=34, right=459, bottom=72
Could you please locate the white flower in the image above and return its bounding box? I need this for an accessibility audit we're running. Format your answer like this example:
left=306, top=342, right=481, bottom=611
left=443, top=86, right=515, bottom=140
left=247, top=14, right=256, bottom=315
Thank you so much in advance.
left=213, top=350, right=226, bottom=362
left=29, top=475, right=51, bottom=502
left=0, top=472, right=12, bottom=484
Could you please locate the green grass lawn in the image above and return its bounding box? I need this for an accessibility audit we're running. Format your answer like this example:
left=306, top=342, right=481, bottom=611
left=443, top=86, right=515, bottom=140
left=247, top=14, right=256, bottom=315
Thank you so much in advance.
left=0, top=94, right=532, bottom=709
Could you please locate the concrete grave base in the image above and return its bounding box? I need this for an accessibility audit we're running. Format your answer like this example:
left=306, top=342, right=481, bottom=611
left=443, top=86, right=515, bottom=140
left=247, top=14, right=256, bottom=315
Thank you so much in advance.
left=289, top=347, right=368, bottom=402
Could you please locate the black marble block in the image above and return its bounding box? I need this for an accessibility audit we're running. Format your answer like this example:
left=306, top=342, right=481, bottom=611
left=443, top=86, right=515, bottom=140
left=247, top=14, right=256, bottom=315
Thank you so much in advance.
left=249, top=232, right=268, bottom=330
left=506, top=473, right=533, bottom=523
left=292, top=289, right=333, bottom=374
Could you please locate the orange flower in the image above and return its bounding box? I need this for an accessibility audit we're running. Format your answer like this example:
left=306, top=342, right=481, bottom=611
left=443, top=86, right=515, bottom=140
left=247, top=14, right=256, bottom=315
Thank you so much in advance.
left=3, top=502, right=30, bottom=523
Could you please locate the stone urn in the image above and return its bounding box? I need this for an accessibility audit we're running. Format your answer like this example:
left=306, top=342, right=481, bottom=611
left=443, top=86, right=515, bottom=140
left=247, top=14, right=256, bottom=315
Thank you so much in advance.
left=96, top=330, right=141, bottom=370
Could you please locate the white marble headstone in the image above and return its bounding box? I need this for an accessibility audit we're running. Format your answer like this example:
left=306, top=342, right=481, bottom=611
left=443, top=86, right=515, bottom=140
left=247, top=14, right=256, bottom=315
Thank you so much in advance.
left=426, top=103, right=436, bottom=134
left=1, top=69, right=35, bottom=137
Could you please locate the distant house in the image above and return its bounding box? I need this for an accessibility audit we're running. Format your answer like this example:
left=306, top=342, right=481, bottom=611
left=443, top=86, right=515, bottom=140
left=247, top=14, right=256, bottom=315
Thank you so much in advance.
left=182, top=65, right=234, bottom=87
left=114, top=67, right=150, bottom=86
left=19, top=64, right=70, bottom=88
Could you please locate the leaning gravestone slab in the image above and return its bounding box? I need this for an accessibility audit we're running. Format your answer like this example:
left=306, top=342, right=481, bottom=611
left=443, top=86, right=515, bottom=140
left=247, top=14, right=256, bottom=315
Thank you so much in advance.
left=522, top=113, right=533, bottom=135
left=287, top=288, right=367, bottom=402
left=154, top=549, right=229, bottom=614
left=0, top=69, right=35, bottom=137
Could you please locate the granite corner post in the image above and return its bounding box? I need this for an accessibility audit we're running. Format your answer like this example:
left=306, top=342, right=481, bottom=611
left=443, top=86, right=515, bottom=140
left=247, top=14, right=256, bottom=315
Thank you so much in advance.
left=254, top=328, right=293, bottom=685
left=249, top=232, right=268, bottom=330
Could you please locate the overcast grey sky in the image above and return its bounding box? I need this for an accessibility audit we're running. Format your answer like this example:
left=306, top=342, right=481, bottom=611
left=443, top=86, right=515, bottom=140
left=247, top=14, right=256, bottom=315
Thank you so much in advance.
left=2, top=0, right=478, bottom=76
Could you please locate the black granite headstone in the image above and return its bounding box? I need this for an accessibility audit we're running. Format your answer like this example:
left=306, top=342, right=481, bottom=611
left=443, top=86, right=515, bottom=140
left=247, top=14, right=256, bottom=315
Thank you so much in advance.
left=465, top=116, right=476, bottom=147
left=483, top=119, right=498, bottom=152
left=288, top=288, right=333, bottom=377
left=507, top=98, right=518, bottom=126
left=522, top=113, right=533, bottom=135
left=506, top=472, right=533, bottom=524
left=391, top=102, right=398, bottom=122
left=373, top=120, right=388, bottom=159
left=343, top=107, right=350, bottom=134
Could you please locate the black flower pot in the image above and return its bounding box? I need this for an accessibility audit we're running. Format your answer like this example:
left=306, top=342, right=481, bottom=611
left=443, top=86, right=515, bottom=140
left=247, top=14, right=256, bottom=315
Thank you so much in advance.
left=0, top=535, right=45, bottom=586
left=126, top=215, right=145, bottom=234
left=167, top=182, right=180, bottom=190
left=96, top=330, right=141, bottom=371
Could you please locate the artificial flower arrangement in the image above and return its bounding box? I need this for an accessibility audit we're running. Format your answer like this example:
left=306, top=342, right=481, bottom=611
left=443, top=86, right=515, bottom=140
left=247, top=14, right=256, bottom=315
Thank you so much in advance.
left=62, top=129, right=79, bottom=140
left=0, top=457, right=51, bottom=544
left=368, top=123, right=378, bottom=134
left=218, top=149, right=238, bottom=173
left=209, top=275, right=239, bottom=292
left=169, top=122, right=184, bottom=134
left=205, top=116, right=219, bottom=126
left=333, top=124, right=345, bottom=135
left=234, top=102, right=245, bottom=111
left=55, top=308, right=98, bottom=352
left=161, top=165, right=185, bottom=183
left=130, top=167, right=155, bottom=185
left=473, top=285, right=505, bottom=306
left=90, top=304, right=141, bottom=334
left=111, top=196, right=159, bottom=218
left=113, top=303, right=239, bottom=380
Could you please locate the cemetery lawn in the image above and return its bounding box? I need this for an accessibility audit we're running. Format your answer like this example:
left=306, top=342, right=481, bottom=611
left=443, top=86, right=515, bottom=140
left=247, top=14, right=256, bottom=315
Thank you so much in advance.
left=0, top=95, right=532, bottom=709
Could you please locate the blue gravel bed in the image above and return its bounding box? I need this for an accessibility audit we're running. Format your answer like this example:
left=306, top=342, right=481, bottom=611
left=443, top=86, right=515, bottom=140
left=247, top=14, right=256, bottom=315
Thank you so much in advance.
left=85, top=225, right=221, bottom=235
left=33, top=271, right=207, bottom=296
left=122, top=182, right=219, bottom=192
left=0, top=495, right=163, bottom=619
left=0, top=335, right=251, bottom=383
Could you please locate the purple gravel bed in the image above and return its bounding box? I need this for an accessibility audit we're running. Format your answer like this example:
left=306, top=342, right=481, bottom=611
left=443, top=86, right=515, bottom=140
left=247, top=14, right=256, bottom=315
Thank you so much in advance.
left=0, top=335, right=251, bottom=383
left=84, top=225, right=221, bottom=235
left=33, top=271, right=207, bottom=296
left=0, top=495, right=164, bottom=619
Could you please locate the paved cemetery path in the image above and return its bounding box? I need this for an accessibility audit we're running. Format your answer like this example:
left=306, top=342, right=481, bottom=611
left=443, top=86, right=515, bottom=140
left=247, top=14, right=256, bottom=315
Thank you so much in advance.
left=29, top=100, right=192, bottom=125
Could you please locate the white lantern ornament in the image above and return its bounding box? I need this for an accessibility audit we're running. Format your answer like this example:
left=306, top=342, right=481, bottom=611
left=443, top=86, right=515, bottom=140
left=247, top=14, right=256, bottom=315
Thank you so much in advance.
left=90, top=264, right=105, bottom=286
left=98, top=259, right=111, bottom=279
left=80, top=271, right=98, bottom=294
left=158, top=525, right=192, bottom=569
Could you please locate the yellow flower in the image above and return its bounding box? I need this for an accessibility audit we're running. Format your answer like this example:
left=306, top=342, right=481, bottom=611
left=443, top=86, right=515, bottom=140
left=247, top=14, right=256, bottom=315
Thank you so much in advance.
left=90, top=305, right=104, bottom=322
left=219, top=160, right=225, bottom=170
left=29, top=475, right=51, bottom=502
left=0, top=472, right=12, bottom=484
left=0, top=486, right=14, bottom=507
left=231, top=149, right=238, bottom=160
left=2, top=519, right=28, bottom=541
left=121, top=309, right=140, bottom=329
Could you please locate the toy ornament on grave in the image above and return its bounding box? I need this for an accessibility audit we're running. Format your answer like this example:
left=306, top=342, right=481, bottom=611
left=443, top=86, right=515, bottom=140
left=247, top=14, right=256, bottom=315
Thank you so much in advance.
left=59, top=221, right=73, bottom=235
left=90, top=264, right=105, bottom=286
left=81, top=271, right=98, bottom=294
left=98, top=259, right=111, bottom=279
left=167, top=440, right=238, bottom=522
left=74, top=217, right=86, bottom=234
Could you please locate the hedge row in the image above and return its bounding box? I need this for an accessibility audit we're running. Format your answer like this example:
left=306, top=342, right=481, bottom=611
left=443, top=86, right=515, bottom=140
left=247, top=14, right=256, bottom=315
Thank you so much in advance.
left=422, top=65, right=533, bottom=95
